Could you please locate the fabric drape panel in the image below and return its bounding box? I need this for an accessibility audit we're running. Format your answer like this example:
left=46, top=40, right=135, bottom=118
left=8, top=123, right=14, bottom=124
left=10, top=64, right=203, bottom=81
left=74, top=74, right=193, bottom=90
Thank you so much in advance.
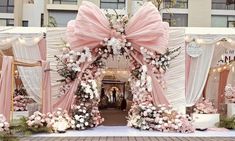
left=130, top=52, right=170, bottom=105
left=41, top=61, right=52, bottom=113
left=46, top=29, right=66, bottom=99
left=165, top=28, right=186, bottom=113
left=53, top=59, right=98, bottom=111
left=205, top=72, right=220, bottom=106
left=38, top=39, right=47, bottom=61
left=227, top=62, right=235, bottom=86
left=0, top=56, right=13, bottom=122
left=186, top=45, right=215, bottom=107
left=217, top=70, right=229, bottom=111
left=12, top=39, right=42, bottom=103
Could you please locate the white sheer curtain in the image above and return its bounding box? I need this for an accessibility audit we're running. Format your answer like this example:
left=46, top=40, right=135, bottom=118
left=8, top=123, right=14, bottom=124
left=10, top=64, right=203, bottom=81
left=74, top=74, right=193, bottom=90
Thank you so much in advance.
left=186, top=44, right=215, bottom=107
left=12, top=37, right=42, bottom=104
left=165, top=28, right=186, bottom=113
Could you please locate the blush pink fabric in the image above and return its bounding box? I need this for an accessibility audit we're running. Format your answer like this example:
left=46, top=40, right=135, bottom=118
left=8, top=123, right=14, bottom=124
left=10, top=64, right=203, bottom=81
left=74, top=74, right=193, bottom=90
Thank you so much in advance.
left=0, top=56, right=13, bottom=122
left=38, top=39, right=47, bottom=61
left=41, top=61, right=52, bottom=113
left=59, top=1, right=170, bottom=110
left=53, top=57, right=98, bottom=111
left=67, top=1, right=168, bottom=54
left=217, top=70, right=229, bottom=111
left=38, top=38, right=52, bottom=114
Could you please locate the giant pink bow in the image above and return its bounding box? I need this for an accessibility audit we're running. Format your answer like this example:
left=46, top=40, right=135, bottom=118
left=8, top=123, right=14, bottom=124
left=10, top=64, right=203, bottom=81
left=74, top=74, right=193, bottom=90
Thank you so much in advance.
left=67, top=1, right=169, bottom=54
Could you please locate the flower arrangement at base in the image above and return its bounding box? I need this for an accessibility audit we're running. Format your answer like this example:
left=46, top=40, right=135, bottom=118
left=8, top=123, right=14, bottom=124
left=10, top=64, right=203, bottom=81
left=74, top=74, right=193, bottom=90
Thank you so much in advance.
left=26, top=111, right=52, bottom=133
left=225, top=84, right=235, bottom=103
left=46, top=108, right=75, bottom=132
left=71, top=104, right=93, bottom=130
left=194, top=98, right=217, bottom=114
left=0, top=114, right=10, bottom=133
left=127, top=104, right=194, bottom=133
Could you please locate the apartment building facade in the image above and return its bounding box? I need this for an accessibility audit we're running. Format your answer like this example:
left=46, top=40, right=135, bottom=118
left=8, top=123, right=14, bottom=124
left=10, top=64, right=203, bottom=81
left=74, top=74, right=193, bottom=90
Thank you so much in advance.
left=0, top=0, right=234, bottom=27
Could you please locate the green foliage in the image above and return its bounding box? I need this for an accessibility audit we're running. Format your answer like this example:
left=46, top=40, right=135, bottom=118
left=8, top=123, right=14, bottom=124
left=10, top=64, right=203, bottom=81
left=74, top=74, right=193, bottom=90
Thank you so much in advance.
left=219, top=116, right=235, bottom=129
left=10, top=117, right=52, bottom=136
left=0, top=132, right=18, bottom=141
left=46, top=16, right=57, bottom=27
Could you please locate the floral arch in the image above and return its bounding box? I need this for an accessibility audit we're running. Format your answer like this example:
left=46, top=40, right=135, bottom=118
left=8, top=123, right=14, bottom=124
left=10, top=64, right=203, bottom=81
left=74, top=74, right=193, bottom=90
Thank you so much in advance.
left=52, top=1, right=193, bottom=132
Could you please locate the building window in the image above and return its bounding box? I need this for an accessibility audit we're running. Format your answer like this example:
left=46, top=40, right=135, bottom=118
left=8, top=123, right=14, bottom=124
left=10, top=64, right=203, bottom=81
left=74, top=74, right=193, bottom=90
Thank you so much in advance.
left=22, top=20, right=29, bottom=27
left=52, top=0, right=77, bottom=4
left=212, top=15, right=235, bottom=27
left=0, top=0, right=14, bottom=13
left=0, top=19, right=14, bottom=26
left=163, top=13, right=188, bottom=27
left=164, top=0, right=188, bottom=9
left=49, top=10, right=77, bottom=27
left=100, top=0, right=126, bottom=9
left=212, top=0, right=235, bottom=10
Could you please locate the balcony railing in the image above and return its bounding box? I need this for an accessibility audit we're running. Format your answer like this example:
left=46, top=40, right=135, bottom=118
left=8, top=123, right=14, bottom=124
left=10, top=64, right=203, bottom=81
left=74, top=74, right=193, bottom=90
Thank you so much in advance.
left=52, top=0, right=77, bottom=4
left=212, top=1, right=235, bottom=10
left=0, top=5, right=14, bottom=13
left=164, top=0, right=188, bottom=9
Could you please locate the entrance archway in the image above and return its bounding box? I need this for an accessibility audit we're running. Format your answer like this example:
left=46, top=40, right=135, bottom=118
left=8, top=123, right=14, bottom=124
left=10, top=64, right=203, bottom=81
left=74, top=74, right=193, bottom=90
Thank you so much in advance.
left=53, top=1, right=184, bottom=131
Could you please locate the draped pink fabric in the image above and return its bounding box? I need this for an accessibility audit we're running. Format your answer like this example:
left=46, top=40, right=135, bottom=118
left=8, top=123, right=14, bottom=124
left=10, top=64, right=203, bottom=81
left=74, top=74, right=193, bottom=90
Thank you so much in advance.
left=67, top=1, right=168, bottom=54
left=38, top=38, right=47, bottom=61
left=53, top=58, right=98, bottom=111
left=38, top=38, right=52, bottom=114
left=41, top=61, right=52, bottom=113
left=63, top=1, right=170, bottom=109
left=0, top=56, right=13, bottom=122
left=217, top=70, right=229, bottom=111
left=130, top=52, right=169, bottom=105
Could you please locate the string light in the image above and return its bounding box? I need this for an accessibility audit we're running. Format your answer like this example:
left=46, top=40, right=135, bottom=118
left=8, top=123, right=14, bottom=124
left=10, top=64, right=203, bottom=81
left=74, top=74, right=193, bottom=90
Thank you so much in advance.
left=184, top=35, right=191, bottom=42
left=185, top=36, right=234, bottom=46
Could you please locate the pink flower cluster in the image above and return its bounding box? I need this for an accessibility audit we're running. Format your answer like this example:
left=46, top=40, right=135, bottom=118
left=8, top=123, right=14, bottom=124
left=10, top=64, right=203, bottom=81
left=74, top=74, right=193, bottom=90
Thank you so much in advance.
left=27, top=109, right=75, bottom=132
left=225, top=84, right=235, bottom=103
left=194, top=99, right=217, bottom=114
left=128, top=104, right=194, bottom=133
left=0, top=114, right=10, bottom=132
left=13, top=87, right=30, bottom=111
left=45, top=108, right=75, bottom=131
left=27, top=111, right=47, bottom=128
left=13, top=95, right=29, bottom=111
left=71, top=103, right=103, bottom=130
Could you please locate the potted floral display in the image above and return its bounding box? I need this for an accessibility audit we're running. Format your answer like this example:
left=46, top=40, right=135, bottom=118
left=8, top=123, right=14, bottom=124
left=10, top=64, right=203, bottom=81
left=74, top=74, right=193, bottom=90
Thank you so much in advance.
left=192, top=98, right=219, bottom=129
left=225, top=84, right=235, bottom=117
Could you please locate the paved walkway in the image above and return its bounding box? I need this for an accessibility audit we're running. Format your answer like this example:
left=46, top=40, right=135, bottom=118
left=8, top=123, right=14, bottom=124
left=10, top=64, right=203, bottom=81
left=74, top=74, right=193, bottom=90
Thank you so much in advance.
left=19, top=137, right=235, bottom=141
left=100, top=108, right=128, bottom=126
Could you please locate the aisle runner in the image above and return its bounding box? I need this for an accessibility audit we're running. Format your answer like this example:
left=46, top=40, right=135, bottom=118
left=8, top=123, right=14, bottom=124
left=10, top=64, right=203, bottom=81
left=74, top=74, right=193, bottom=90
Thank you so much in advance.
left=33, top=126, right=234, bottom=137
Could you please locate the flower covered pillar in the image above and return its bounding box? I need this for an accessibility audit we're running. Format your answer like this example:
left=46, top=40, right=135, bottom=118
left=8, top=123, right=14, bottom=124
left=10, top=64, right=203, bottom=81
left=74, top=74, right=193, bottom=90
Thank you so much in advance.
left=0, top=56, right=13, bottom=122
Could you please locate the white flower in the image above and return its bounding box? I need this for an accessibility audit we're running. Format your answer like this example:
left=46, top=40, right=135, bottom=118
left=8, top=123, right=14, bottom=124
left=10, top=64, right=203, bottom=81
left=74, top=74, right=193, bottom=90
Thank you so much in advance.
left=79, top=118, right=85, bottom=123
left=85, top=122, right=89, bottom=126
left=75, top=115, right=79, bottom=121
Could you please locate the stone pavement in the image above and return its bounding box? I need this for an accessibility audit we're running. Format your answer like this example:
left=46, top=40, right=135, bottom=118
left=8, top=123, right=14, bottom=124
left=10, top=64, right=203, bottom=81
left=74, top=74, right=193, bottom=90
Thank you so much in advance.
left=18, top=137, right=235, bottom=141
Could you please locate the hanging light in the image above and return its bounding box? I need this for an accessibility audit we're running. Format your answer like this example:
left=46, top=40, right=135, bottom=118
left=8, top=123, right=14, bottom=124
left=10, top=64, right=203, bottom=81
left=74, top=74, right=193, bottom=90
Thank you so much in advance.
left=227, top=38, right=233, bottom=43
left=185, top=35, right=190, bottom=42
left=196, top=38, right=204, bottom=44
